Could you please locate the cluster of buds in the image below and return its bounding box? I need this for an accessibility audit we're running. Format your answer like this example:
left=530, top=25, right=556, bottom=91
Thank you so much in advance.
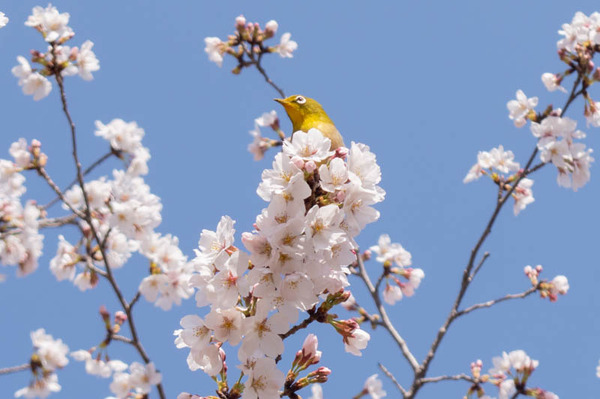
left=204, top=15, right=297, bottom=72
left=11, top=4, right=100, bottom=101
left=458, top=351, right=560, bottom=399
left=283, top=334, right=330, bottom=397
left=9, top=138, right=47, bottom=170
left=524, top=265, right=570, bottom=302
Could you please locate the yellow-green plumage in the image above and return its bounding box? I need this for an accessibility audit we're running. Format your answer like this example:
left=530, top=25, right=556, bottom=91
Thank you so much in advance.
left=274, top=95, right=345, bottom=150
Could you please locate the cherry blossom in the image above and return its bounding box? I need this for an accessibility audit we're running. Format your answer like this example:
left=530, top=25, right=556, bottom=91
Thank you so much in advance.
left=276, top=32, right=298, bottom=58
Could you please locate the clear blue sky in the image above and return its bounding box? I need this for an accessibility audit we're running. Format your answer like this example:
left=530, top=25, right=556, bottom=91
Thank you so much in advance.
left=1, top=1, right=599, bottom=398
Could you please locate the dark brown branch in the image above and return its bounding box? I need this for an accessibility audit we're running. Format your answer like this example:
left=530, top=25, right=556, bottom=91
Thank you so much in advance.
left=280, top=313, right=318, bottom=340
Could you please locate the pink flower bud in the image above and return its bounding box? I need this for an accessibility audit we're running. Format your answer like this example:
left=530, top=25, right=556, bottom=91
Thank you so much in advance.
left=334, top=146, right=349, bottom=159
left=265, top=20, right=278, bottom=34
left=305, top=160, right=317, bottom=173
left=301, top=334, right=321, bottom=361
left=334, top=190, right=346, bottom=202
left=115, top=311, right=127, bottom=325
left=235, top=15, right=246, bottom=28
left=291, top=155, right=305, bottom=169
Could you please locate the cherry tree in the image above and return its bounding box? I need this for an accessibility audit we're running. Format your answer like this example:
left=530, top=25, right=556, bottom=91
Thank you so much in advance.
left=0, top=5, right=597, bottom=399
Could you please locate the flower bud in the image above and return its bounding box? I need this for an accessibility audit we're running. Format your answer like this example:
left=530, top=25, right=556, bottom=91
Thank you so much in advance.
left=115, top=311, right=127, bottom=325
left=305, top=160, right=317, bottom=173
left=235, top=15, right=246, bottom=29
left=264, top=20, right=278, bottom=38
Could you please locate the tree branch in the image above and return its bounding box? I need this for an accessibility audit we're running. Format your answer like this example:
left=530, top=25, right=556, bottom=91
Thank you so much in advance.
left=51, top=45, right=166, bottom=399
left=0, top=363, right=30, bottom=375
left=43, top=150, right=116, bottom=210
left=419, top=373, right=475, bottom=384
left=456, top=286, right=539, bottom=318
left=405, top=71, right=585, bottom=399
left=378, top=363, right=407, bottom=397
left=356, top=253, right=420, bottom=372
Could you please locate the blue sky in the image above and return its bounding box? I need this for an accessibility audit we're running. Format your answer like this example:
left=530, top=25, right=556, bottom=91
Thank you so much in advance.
left=1, top=1, right=599, bottom=398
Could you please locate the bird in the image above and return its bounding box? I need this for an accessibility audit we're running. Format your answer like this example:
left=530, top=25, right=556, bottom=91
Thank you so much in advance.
left=274, top=95, right=345, bottom=150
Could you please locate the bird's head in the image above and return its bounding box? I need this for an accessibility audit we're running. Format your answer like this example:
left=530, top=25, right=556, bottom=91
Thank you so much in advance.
left=274, top=95, right=330, bottom=130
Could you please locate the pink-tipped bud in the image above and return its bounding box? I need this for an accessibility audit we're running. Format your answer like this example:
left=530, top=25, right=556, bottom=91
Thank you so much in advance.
left=301, top=334, right=321, bottom=362
left=305, top=160, right=317, bottom=173
left=291, top=155, right=305, bottom=169
left=362, top=249, right=372, bottom=261
left=265, top=20, right=278, bottom=37
left=115, top=311, right=127, bottom=325
left=535, top=265, right=543, bottom=273
left=99, top=305, right=110, bottom=323
left=334, top=146, right=349, bottom=159
left=235, top=15, right=246, bottom=29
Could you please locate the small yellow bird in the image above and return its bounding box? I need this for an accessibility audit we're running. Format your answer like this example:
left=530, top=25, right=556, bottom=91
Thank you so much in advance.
left=274, top=95, right=345, bottom=150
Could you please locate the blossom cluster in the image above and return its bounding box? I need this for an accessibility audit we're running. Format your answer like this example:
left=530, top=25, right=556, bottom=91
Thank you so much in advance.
left=0, top=139, right=44, bottom=276
left=106, top=362, right=162, bottom=399
left=506, top=88, right=594, bottom=192
left=368, top=234, right=424, bottom=305
left=15, top=329, right=69, bottom=398
left=11, top=5, right=100, bottom=101
left=175, top=129, right=384, bottom=398
left=205, top=15, right=297, bottom=72
left=488, top=350, right=558, bottom=399
left=42, top=119, right=193, bottom=310
left=463, top=145, right=535, bottom=215
left=523, top=265, right=569, bottom=302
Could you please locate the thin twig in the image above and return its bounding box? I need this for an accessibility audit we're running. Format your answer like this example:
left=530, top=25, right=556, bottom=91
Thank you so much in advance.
left=0, top=363, right=30, bottom=375
left=39, top=214, right=79, bottom=228
left=245, top=45, right=286, bottom=98
left=525, top=162, right=547, bottom=176
left=456, top=286, right=538, bottom=317
left=52, top=45, right=166, bottom=399
left=255, top=61, right=285, bottom=98
left=0, top=214, right=78, bottom=240
left=280, top=313, right=318, bottom=340
left=470, top=252, right=490, bottom=280
left=36, top=167, right=85, bottom=219
left=378, top=363, right=407, bottom=397
left=129, top=291, right=141, bottom=309
left=113, top=335, right=134, bottom=344
left=419, top=373, right=475, bottom=384
left=43, top=150, right=116, bottom=210
left=356, top=253, right=420, bottom=372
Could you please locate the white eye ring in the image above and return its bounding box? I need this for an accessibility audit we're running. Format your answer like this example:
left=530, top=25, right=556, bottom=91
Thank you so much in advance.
left=295, top=96, right=306, bottom=104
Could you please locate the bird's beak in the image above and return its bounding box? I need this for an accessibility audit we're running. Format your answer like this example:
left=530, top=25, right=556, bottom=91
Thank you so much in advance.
left=274, top=98, right=285, bottom=105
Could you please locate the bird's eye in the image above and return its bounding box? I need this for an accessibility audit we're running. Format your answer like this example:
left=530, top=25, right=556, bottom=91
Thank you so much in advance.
left=295, top=96, right=306, bottom=104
